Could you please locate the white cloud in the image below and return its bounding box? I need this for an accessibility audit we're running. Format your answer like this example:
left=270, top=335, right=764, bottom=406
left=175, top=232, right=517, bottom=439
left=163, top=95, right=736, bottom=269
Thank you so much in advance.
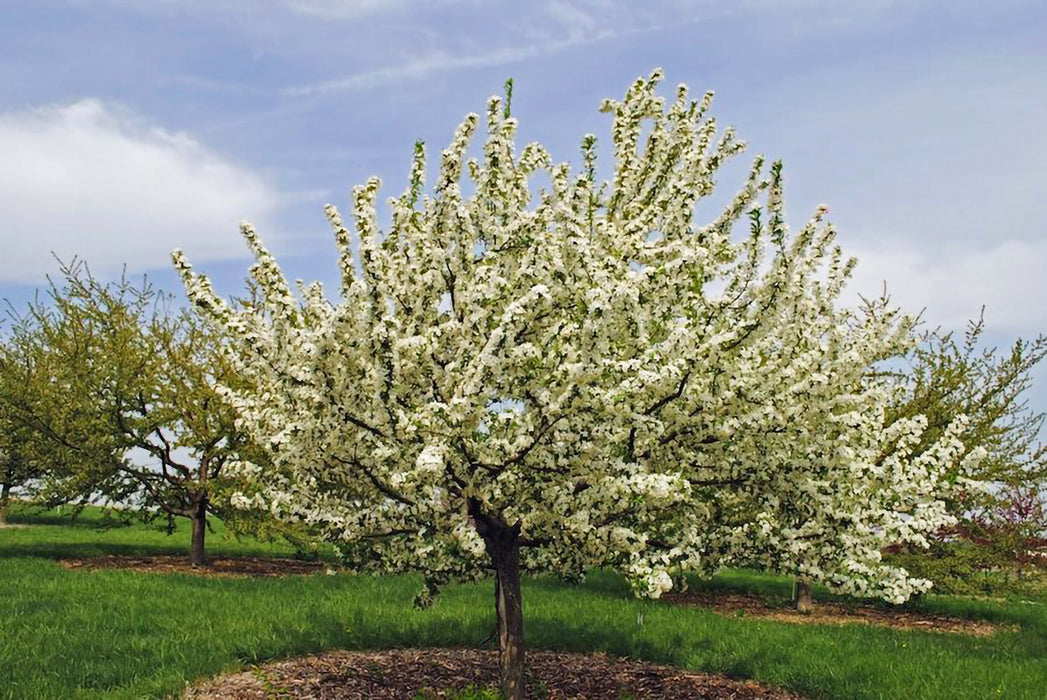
left=846, top=238, right=1047, bottom=335
left=0, top=100, right=280, bottom=284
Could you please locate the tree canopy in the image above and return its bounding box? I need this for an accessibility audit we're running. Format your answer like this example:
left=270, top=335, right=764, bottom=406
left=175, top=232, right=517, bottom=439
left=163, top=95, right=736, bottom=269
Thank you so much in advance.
left=174, top=70, right=982, bottom=698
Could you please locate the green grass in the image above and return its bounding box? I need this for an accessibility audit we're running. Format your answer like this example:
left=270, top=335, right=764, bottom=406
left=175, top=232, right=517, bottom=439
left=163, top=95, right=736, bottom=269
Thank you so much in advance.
left=0, top=504, right=306, bottom=561
left=2, top=504, right=1046, bottom=699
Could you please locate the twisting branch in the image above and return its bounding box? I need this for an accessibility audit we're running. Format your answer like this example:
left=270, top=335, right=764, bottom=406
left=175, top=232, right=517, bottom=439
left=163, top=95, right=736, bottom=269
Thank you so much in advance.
left=329, top=454, right=416, bottom=506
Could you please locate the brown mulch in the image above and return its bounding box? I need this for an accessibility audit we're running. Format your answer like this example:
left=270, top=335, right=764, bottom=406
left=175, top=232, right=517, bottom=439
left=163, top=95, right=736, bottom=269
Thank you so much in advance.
left=59, top=554, right=332, bottom=577
left=184, top=648, right=803, bottom=699
left=665, top=591, right=1005, bottom=636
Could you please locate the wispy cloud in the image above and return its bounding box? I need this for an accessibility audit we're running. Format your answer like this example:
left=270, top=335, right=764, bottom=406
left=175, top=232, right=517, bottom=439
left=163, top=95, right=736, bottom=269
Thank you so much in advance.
left=160, top=73, right=276, bottom=97
left=281, top=0, right=478, bottom=19
left=281, top=17, right=705, bottom=96
left=282, top=45, right=561, bottom=96
left=86, top=0, right=472, bottom=19
left=543, top=0, right=603, bottom=34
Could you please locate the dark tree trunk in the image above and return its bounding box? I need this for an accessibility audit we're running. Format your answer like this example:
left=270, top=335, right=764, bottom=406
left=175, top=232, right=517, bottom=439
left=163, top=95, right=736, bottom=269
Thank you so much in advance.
left=491, top=538, right=524, bottom=700
left=472, top=505, right=525, bottom=700
left=0, top=482, right=10, bottom=525
left=190, top=495, right=207, bottom=567
left=795, top=578, right=813, bottom=612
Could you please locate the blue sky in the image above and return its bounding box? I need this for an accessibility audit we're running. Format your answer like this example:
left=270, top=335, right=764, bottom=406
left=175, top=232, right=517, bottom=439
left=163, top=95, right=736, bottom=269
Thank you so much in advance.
left=1, top=0, right=1045, bottom=413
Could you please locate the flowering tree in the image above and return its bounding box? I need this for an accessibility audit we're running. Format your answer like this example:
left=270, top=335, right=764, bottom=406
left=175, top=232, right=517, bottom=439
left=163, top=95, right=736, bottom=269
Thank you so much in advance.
left=175, top=70, right=974, bottom=697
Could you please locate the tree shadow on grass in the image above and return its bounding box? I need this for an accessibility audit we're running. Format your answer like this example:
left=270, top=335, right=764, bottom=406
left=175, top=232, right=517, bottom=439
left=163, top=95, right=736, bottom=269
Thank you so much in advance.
left=526, top=570, right=634, bottom=601
left=0, top=541, right=194, bottom=560
left=6, top=510, right=127, bottom=528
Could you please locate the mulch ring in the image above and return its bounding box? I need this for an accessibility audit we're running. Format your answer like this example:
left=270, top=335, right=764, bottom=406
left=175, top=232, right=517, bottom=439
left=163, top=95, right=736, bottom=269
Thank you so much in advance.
left=184, top=648, right=803, bottom=699
left=59, top=554, right=332, bottom=577
left=664, top=591, right=1006, bottom=637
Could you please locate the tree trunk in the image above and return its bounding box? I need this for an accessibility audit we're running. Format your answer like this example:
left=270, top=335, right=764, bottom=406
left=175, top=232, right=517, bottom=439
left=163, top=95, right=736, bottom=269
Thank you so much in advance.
left=473, top=505, right=525, bottom=700
left=190, top=496, right=207, bottom=567
left=795, top=578, right=813, bottom=612
left=492, top=539, right=524, bottom=700
left=0, top=482, right=10, bottom=525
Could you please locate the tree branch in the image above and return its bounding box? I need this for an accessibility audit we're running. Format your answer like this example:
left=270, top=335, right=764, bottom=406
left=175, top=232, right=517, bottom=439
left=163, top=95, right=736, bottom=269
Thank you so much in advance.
left=329, top=454, right=416, bottom=506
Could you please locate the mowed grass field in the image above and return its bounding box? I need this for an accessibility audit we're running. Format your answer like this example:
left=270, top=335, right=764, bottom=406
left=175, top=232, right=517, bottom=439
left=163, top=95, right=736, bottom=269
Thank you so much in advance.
left=2, top=505, right=1046, bottom=699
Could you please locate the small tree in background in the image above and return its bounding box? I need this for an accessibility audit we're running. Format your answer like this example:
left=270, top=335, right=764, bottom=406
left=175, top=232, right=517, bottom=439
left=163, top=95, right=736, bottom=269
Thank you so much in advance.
left=4, top=262, right=249, bottom=564
left=175, top=70, right=976, bottom=698
left=885, top=317, right=1047, bottom=592
left=902, top=315, right=1045, bottom=504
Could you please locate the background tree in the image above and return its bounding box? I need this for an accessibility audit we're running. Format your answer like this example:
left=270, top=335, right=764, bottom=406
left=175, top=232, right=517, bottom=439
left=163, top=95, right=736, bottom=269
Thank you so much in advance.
left=884, top=316, right=1047, bottom=592
left=5, top=262, right=249, bottom=565
left=900, top=315, right=1045, bottom=504
left=175, top=70, right=973, bottom=698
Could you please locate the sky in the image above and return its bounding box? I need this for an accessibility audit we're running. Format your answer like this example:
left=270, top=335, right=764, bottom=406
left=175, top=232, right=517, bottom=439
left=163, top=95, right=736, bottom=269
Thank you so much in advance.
left=1, top=0, right=1045, bottom=415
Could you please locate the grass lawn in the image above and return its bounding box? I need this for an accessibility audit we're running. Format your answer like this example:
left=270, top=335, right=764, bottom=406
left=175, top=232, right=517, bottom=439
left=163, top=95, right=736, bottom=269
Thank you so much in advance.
left=2, top=504, right=1046, bottom=699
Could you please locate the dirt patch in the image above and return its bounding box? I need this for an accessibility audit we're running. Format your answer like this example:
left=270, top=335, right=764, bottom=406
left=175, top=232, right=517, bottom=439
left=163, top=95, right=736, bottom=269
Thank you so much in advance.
left=59, top=554, right=332, bottom=577
left=665, top=591, right=1006, bottom=636
left=0, top=522, right=29, bottom=529
left=184, top=648, right=803, bottom=699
